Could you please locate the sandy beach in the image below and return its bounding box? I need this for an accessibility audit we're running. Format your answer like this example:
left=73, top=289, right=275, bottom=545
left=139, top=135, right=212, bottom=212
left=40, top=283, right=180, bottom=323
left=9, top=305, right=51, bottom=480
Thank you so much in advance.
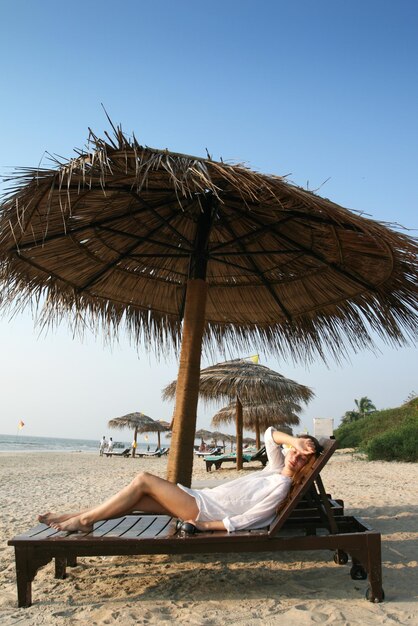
left=1, top=450, right=417, bottom=625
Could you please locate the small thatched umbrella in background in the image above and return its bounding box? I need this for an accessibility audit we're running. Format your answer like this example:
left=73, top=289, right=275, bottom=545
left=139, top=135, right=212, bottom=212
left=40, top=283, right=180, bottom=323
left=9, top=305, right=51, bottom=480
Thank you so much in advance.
left=195, top=428, right=213, bottom=444
left=216, top=433, right=236, bottom=452
left=155, top=420, right=171, bottom=450
left=141, top=419, right=170, bottom=450
left=210, top=430, right=231, bottom=451
left=163, top=358, right=313, bottom=469
left=1, top=126, right=417, bottom=486
left=212, top=401, right=301, bottom=450
left=108, top=412, right=157, bottom=457
left=134, top=416, right=170, bottom=450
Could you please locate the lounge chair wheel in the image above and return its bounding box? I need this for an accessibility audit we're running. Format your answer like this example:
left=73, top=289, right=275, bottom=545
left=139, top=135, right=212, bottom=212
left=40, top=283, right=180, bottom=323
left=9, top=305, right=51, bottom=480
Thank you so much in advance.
left=333, top=550, right=348, bottom=565
left=365, top=586, right=385, bottom=602
left=350, top=564, right=367, bottom=580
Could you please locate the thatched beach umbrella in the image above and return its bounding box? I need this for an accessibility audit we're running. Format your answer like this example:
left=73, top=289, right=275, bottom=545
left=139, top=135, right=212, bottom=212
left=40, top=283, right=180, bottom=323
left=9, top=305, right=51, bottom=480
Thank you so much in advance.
left=142, top=419, right=170, bottom=450
left=155, top=420, right=171, bottom=449
left=163, top=358, right=313, bottom=468
left=195, top=428, right=213, bottom=443
left=209, top=430, right=231, bottom=450
left=108, top=411, right=157, bottom=457
left=1, top=127, right=417, bottom=486
left=212, top=400, right=301, bottom=449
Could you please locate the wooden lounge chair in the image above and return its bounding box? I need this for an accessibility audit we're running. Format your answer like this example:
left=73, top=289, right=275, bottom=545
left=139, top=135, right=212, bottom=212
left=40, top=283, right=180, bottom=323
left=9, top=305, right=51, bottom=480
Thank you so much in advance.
left=7, top=439, right=384, bottom=607
left=205, top=445, right=267, bottom=471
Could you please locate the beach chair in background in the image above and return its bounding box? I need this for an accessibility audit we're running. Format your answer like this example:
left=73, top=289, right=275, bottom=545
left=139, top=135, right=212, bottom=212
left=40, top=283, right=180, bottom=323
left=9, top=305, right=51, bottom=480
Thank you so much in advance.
left=136, top=447, right=169, bottom=458
left=204, top=445, right=267, bottom=471
left=7, top=438, right=384, bottom=607
left=104, top=448, right=131, bottom=458
left=194, top=446, right=222, bottom=457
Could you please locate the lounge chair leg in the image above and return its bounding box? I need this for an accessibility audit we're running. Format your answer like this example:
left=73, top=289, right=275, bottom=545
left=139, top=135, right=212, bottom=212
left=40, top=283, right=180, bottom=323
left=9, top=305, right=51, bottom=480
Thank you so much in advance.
left=55, top=557, right=67, bottom=579
left=15, top=547, right=33, bottom=608
left=347, top=533, right=384, bottom=602
left=54, top=555, right=76, bottom=576
left=366, top=533, right=384, bottom=602
left=14, top=546, right=51, bottom=608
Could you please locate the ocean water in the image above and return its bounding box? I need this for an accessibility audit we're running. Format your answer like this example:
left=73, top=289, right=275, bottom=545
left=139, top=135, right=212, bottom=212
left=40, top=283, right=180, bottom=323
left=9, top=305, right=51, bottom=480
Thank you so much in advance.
left=0, top=434, right=158, bottom=453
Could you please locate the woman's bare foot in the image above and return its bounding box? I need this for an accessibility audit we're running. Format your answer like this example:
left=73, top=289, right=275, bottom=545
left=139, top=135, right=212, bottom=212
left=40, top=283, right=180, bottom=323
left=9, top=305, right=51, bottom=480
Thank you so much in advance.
left=38, top=512, right=80, bottom=525
left=51, top=515, right=93, bottom=533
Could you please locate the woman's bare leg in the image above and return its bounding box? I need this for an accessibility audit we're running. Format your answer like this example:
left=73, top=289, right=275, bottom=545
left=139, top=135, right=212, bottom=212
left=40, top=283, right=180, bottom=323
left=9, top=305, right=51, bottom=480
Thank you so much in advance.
left=50, top=472, right=199, bottom=532
left=39, top=495, right=169, bottom=526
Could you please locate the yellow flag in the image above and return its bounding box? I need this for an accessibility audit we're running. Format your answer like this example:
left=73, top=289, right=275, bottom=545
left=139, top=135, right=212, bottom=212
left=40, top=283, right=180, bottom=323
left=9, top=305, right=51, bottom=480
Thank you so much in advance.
left=17, top=420, right=25, bottom=430
left=250, top=354, right=259, bottom=364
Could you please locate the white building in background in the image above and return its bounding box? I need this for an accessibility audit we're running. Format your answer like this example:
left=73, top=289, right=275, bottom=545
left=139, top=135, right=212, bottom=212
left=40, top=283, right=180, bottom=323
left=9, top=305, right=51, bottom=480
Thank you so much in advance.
left=313, top=418, right=334, bottom=438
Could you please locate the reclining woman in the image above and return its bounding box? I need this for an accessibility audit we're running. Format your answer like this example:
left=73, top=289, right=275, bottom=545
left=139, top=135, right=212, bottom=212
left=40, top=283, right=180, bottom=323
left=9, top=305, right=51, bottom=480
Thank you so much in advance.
left=39, top=428, right=323, bottom=534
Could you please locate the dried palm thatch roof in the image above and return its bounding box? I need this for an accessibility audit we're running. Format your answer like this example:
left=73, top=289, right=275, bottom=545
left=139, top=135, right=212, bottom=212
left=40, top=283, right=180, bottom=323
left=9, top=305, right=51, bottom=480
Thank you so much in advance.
left=1, top=127, right=417, bottom=362
left=108, top=412, right=157, bottom=432
left=194, top=428, right=214, bottom=440
left=108, top=411, right=167, bottom=453
left=211, top=401, right=301, bottom=430
left=210, top=430, right=231, bottom=441
left=162, top=358, right=314, bottom=405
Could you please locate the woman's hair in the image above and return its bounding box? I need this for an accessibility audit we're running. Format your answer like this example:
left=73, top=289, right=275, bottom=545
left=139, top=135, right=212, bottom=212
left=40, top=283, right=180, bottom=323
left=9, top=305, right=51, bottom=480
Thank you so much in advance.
left=285, top=435, right=323, bottom=492
left=276, top=435, right=325, bottom=515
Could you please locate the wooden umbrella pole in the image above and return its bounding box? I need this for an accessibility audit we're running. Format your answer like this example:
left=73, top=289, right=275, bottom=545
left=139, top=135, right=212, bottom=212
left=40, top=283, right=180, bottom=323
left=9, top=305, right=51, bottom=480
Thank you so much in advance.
left=166, top=278, right=208, bottom=486
left=157, top=431, right=161, bottom=450
left=236, top=396, right=243, bottom=470
left=133, top=427, right=138, bottom=458
left=255, top=418, right=261, bottom=450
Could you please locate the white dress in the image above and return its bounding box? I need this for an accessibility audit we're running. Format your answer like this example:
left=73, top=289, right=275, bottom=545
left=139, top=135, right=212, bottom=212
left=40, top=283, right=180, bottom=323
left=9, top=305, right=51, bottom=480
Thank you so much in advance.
left=178, top=427, right=291, bottom=532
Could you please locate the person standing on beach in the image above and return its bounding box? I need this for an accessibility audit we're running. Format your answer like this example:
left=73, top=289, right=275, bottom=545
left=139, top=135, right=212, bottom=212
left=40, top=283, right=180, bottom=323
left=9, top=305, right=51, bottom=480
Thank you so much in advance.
left=40, top=428, right=322, bottom=534
left=107, top=438, right=114, bottom=455
left=99, top=436, right=107, bottom=456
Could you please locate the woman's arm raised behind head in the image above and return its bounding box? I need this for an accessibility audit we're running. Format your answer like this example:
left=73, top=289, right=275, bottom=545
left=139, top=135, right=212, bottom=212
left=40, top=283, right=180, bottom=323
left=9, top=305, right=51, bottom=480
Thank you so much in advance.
left=271, top=430, right=316, bottom=456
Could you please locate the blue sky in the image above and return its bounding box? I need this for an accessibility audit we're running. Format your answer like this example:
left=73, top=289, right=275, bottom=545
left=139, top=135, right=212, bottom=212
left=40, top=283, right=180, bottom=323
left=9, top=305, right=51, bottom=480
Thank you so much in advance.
left=0, top=1, right=417, bottom=441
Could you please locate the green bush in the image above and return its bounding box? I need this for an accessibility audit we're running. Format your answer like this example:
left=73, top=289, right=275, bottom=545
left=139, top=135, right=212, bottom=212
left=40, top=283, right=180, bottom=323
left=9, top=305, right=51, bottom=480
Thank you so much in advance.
left=334, top=422, right=364, bottom=448
left=334, top=397, right=418, bottom=461
left=366, top=420, right=418, bottom=462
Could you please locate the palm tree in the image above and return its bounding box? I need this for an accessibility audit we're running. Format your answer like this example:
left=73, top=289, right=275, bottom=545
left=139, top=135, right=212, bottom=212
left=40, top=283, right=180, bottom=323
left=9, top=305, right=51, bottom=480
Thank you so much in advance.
left=342, top=397, right=376, bottom=423
left=355, top=397, right=376, bottom=418
left=342, top=410, right=360, bottom=424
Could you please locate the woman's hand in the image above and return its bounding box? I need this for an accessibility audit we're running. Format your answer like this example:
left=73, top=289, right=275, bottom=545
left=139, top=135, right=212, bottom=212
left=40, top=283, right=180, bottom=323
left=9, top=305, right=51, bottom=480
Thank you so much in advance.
left=293, top=437, right=316, bottom=456
left=184, top=519, right=226, bottom=531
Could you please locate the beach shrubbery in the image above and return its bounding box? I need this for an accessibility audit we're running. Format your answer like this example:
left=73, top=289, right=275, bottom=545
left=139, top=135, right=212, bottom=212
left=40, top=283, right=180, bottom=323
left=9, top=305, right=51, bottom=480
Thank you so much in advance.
left=335, top=397, right=418, bottom=461
left=366, top=420, right=418, bottom=462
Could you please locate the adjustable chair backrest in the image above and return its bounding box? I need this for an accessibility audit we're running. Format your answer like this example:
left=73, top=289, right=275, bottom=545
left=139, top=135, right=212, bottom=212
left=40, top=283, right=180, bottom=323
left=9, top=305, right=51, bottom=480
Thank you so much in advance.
left=250, top=445, right=266, bottom=461
left=268, top=438, right=338, bottom=537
